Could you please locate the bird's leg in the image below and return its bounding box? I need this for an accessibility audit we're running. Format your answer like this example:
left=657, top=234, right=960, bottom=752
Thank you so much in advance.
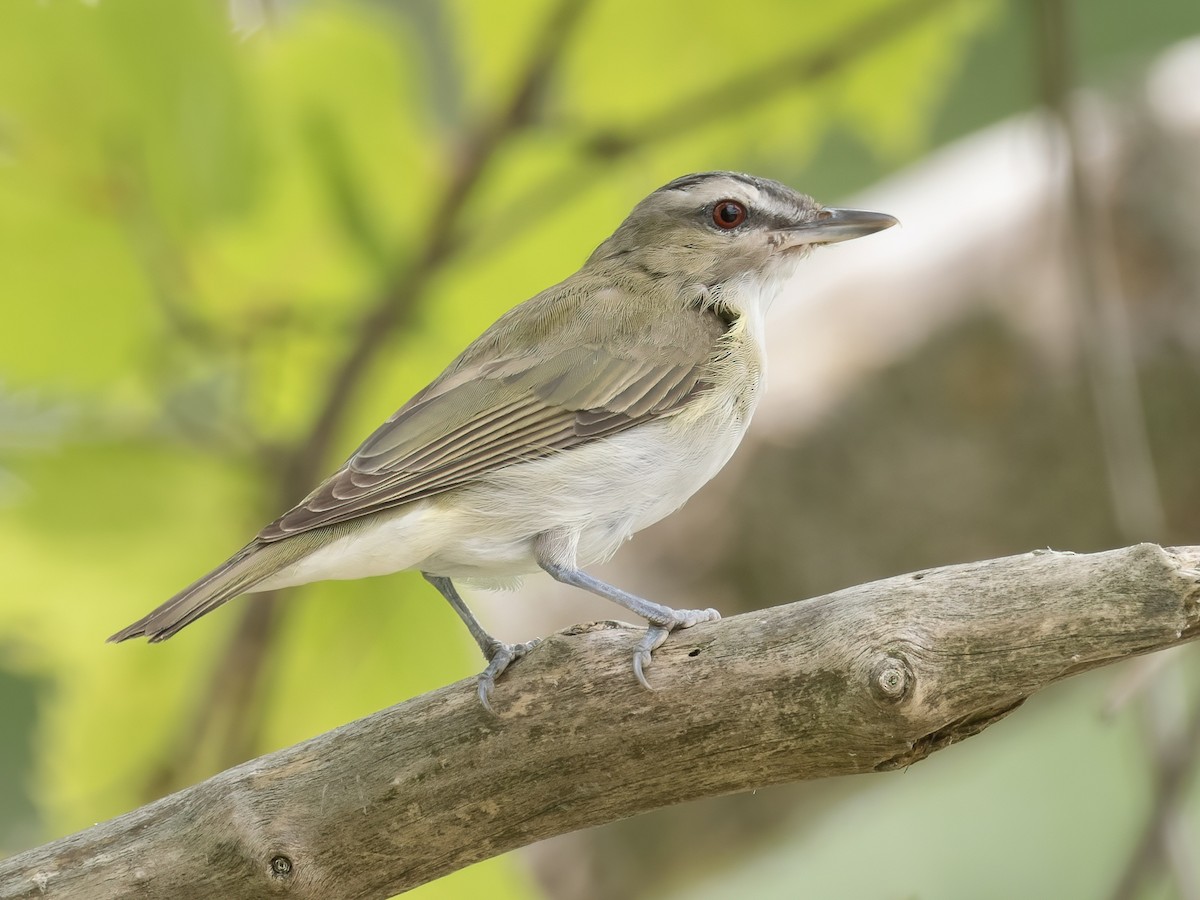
left=534, top=534, right=719, bottom=689
left=421, top=573, right=540, bottom=711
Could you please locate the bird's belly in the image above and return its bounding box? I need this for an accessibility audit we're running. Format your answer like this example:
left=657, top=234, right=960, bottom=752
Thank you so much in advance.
left=257, top=393, right=753, bottom=590
left=429, top=396, right=752, bottom=577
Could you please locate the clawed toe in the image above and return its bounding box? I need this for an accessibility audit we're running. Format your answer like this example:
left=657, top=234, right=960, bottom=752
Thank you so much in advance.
left=632, top=625, right=669, bottom=689
left=477, top=638, right=541, bottom=712
left=631, top=607, right=721, bottom=689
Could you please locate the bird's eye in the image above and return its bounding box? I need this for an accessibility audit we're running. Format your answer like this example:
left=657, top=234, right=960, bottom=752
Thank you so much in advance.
left=712, top=200, right=747, bottom=229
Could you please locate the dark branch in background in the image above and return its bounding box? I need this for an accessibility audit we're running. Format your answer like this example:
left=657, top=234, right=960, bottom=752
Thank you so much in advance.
left=138, top=0, right=593, bottom=798
left=282, top=0, right=591, bottom=500
left=470, top=0, right=962, bottom=259
left=1031, top=3, right=1189, bottom=898
left=576, top=0, right=956, bottom=158
left=1032, top=0, right=1164, bottom=540
left=6, top=545, right=1200, bottom=900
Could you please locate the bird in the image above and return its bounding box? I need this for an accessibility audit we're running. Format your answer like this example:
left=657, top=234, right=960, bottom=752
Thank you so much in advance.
left=109, top=171, right=897, bottom=709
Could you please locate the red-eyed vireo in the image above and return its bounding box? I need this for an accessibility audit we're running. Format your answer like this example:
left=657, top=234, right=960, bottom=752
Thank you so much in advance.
left=110, top=172, right=897, bottom=708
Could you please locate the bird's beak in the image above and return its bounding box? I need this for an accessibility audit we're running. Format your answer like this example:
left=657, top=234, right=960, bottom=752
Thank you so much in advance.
left=783, top=207, right=899, bottom=245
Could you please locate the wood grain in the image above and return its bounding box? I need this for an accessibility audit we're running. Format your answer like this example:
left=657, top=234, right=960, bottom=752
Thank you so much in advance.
left=3, top=544, right=1198, bottom=899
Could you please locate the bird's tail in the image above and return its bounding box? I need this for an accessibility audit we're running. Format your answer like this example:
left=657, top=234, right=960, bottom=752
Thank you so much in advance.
left=108, top=541, right=289, bottom=643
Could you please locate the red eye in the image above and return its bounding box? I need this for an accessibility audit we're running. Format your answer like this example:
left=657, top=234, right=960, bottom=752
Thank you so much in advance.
left=712, top=200, right=747, bottom=229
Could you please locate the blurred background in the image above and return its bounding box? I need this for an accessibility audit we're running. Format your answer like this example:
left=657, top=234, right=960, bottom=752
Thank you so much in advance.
left=2, top=0, right=1200, bottom=897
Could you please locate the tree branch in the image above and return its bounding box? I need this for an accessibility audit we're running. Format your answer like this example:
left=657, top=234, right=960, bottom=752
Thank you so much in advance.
left=7, top=544, right=1199, bottom=899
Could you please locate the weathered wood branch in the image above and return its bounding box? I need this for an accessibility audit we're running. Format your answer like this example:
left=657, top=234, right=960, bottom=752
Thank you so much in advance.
left=3, top=544, right=1199, bottom=899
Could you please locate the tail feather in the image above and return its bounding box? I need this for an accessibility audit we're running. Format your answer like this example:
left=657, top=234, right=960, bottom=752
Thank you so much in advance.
left=108, top=542, right=279, bottom=643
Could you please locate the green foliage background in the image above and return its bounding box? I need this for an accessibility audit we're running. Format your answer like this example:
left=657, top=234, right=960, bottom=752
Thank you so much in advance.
left=0, top=1, right=1196, bottom=897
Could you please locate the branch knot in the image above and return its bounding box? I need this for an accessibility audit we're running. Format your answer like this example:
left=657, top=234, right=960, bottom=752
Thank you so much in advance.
left=869, top=655, right=913, bottom=704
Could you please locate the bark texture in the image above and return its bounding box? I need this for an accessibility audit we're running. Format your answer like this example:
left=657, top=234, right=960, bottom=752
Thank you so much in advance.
left=2, top=544, right=1198, bottom=899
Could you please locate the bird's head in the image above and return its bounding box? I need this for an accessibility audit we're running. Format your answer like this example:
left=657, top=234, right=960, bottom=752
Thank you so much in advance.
left=588, top=171, right=896, bottom=314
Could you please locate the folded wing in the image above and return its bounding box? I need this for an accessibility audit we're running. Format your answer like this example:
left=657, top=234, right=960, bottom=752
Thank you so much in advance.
left=257, top=338, right=718, bottom=542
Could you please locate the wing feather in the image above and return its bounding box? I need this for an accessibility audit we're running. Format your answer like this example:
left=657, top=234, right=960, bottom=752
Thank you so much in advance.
left=257, top=297, right=728, bottom=543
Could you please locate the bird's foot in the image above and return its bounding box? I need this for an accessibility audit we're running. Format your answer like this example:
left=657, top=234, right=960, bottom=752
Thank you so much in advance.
left=477, top=638, right=542, bottom=712
left=632, top=606, right=721, bottom=689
